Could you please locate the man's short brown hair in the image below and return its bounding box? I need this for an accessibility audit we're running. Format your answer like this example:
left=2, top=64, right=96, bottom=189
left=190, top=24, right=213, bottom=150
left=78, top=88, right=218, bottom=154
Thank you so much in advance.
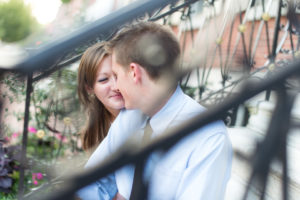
left=109, top=21, right=181, bottom=79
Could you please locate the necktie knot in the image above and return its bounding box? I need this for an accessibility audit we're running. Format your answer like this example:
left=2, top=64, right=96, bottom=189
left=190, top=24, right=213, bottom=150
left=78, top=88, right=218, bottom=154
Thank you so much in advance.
left=142, top=118, right=152, bottom=143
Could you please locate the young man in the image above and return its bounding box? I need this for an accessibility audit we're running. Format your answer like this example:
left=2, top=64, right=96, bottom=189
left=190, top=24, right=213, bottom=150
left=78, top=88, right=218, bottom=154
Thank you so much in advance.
left=79, top=22, right=232, bottom=200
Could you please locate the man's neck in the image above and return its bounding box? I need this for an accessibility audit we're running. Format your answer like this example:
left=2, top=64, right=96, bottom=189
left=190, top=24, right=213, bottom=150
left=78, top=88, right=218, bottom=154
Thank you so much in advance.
left=145, top=86, right=176, bottom=117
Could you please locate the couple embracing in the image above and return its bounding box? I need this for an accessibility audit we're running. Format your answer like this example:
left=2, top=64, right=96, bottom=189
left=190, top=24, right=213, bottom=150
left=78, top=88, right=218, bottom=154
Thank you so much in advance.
left=77, top=21, right=232, bottom=200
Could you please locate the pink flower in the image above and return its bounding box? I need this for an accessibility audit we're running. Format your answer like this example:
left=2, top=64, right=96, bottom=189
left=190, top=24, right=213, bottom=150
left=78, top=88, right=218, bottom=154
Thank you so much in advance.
left=28, top=126, right=37, bottom=133
left=36, top=173, right=43, bottom=180
left=12, top=133, right=19, bottom=138
left=33, top=180, right=38, bottom=185
left=4, top=136, right=10, bottom=142
left=55, top=133, right=68, bottom=143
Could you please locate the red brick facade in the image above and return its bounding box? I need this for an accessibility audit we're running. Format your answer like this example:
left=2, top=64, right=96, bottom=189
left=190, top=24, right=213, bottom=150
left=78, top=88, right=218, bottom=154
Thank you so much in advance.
left=175, top=15, right=298, bottom=71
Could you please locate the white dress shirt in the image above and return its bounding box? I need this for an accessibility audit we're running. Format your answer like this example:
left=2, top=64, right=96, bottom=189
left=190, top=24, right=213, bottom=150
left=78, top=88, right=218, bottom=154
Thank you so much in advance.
left=80, top=86, right=232, bottom=200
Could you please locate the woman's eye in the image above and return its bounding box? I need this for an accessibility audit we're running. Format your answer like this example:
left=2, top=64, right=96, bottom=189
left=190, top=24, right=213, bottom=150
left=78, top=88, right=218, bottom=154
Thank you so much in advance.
left=98, top=78, right=108, bottom=82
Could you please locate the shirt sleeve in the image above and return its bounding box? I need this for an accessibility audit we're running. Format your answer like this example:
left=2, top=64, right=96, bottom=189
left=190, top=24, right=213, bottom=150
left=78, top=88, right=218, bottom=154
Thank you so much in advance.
left=76, top=123, right=117, bottom=200
left=85, top=135, right=112, bottom=169
left=76, top=182, right=102, bottom=200
left=77, top=109, right=146, bottom=200
left=175, top=132, right=232, bottom=200
left=76, top=174, right=117, bottom=200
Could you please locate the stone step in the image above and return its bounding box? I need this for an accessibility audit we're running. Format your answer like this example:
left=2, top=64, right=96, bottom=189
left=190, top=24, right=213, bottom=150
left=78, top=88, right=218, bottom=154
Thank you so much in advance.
left=225, top=126, right=300, bottom=200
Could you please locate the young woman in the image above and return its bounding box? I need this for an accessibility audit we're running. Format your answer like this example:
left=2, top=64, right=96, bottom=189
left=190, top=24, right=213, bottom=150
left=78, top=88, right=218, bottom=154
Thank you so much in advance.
left=77, top=42, right=124, bottom=152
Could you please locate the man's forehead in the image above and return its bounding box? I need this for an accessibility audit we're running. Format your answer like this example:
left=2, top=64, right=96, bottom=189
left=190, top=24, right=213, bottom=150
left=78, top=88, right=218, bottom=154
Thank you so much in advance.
left=111, top=50, right=118, bottom=61
left=111, top=58, right=120, bottom=75
left=111, top=52, right=118, bottom=65
left=111, top=52, right=122, bottom=71
left=111, top=51, right=115, bottom=59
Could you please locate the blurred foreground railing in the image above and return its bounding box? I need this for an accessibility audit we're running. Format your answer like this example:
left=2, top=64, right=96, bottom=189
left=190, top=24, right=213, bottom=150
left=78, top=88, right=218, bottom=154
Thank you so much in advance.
left=27, top=51, right=300, bottom=200
left=1, top=0, right=300, bottom=199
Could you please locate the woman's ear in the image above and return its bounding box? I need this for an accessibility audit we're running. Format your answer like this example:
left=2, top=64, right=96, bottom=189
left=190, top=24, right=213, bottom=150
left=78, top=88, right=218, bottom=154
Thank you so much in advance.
left=85, top=84, right=93, bottom=94
left=129, top=63, right=142, bottom=84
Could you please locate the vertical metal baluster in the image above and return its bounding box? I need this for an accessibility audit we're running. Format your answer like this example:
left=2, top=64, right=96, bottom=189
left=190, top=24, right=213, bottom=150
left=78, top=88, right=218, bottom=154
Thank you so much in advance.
left=18, top=73, right=33, bottom=199
left=265, top=0, right=283, bottom=101
left=289, top=23, right=295, bottom=60
left=242, top=86, right=295, bottom=200
left=204, top=2, right=228, bottom=90
left=223, top=14, right=235, bottom=77
left=239, top=12, right=250, bottom=72
left=227, top=0, right=255, bottom=71
left=250, top=0, right=273, bottom=62
left=200, top=22, right=209, bottom=90
left=281, top=127, right=289, bottom=200
left=287, top=2, right=296, bottom=61
left=248, top=0, right=257, bottom=68
left=263, top=0, right=272, bottom=57
left=279, top=91, right=295, bottom=200
left=270, top=0, right=283, bottom=62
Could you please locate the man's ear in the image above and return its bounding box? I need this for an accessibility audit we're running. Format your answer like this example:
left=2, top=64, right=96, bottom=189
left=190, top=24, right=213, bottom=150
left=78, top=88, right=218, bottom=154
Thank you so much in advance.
left=129, top=63, right=142, bottom=84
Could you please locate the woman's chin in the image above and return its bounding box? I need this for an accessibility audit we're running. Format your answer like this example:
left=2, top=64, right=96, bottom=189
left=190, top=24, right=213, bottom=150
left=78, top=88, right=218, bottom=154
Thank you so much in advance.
left=114, top=102, right=125, bottom=110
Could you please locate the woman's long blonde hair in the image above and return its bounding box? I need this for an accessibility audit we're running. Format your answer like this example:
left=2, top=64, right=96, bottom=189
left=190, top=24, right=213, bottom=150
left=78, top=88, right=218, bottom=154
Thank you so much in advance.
left=77, top=42, right=113, bottom=151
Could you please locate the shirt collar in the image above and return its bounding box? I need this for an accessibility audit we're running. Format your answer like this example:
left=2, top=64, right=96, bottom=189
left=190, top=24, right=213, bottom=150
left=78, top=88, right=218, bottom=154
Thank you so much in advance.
left=146, top=85, right=186, bottom=136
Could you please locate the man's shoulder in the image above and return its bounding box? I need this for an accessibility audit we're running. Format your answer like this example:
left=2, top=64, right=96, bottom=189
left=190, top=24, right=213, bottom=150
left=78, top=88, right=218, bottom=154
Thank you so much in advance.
left=177, top=91, right=206, bottom=117
left=177, top=91, right=228, bottom=136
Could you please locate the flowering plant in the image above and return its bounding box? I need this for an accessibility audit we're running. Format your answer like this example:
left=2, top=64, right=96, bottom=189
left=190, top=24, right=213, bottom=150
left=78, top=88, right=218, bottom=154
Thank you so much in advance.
left=1, top=67, right=84, bottom=199
left=0, top=142, right=21, bottom=194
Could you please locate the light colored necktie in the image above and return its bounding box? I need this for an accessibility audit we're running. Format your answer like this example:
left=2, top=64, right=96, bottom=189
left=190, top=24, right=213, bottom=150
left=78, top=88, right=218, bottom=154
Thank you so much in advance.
left=142, top=118, right=153, bottom=144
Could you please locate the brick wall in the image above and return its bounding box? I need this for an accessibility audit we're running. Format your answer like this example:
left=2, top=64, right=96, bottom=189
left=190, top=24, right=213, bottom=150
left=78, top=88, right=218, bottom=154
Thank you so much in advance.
left=175, top=14, right=298, bottom=71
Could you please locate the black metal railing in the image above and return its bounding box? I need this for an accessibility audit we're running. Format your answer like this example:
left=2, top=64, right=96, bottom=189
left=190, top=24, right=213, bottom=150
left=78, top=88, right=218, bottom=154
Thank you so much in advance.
left=1, top=0, right=300, bottom=199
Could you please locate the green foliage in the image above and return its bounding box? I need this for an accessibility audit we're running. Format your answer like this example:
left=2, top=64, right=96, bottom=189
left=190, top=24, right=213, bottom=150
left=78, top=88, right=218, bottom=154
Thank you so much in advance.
left=1, top=68, right=81, bottom=129
left=0, top=0, right=38, bottom=42
left=182, top=85, right=197, bottom=99
left=30, top=68, right=81, bottom=128
left=1, top=73, right=26, bottom=104
left=0, top=73, right=26, bottom=103
left=0, top=193, right=16, bottom=200
left=1, top=65, right=85, bottom=198
left=61, top=0, right=72, bottom=3
left=0, top=144, right=21, bottom=199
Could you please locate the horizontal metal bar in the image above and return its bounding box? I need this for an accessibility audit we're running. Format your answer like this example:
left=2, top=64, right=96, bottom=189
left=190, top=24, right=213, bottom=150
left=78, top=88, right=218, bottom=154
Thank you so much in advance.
left=7, top=0, right=180, bottom=74
left=149, top=0, right=199, bottom=21
left=32, top=54, right=82, bottom=83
